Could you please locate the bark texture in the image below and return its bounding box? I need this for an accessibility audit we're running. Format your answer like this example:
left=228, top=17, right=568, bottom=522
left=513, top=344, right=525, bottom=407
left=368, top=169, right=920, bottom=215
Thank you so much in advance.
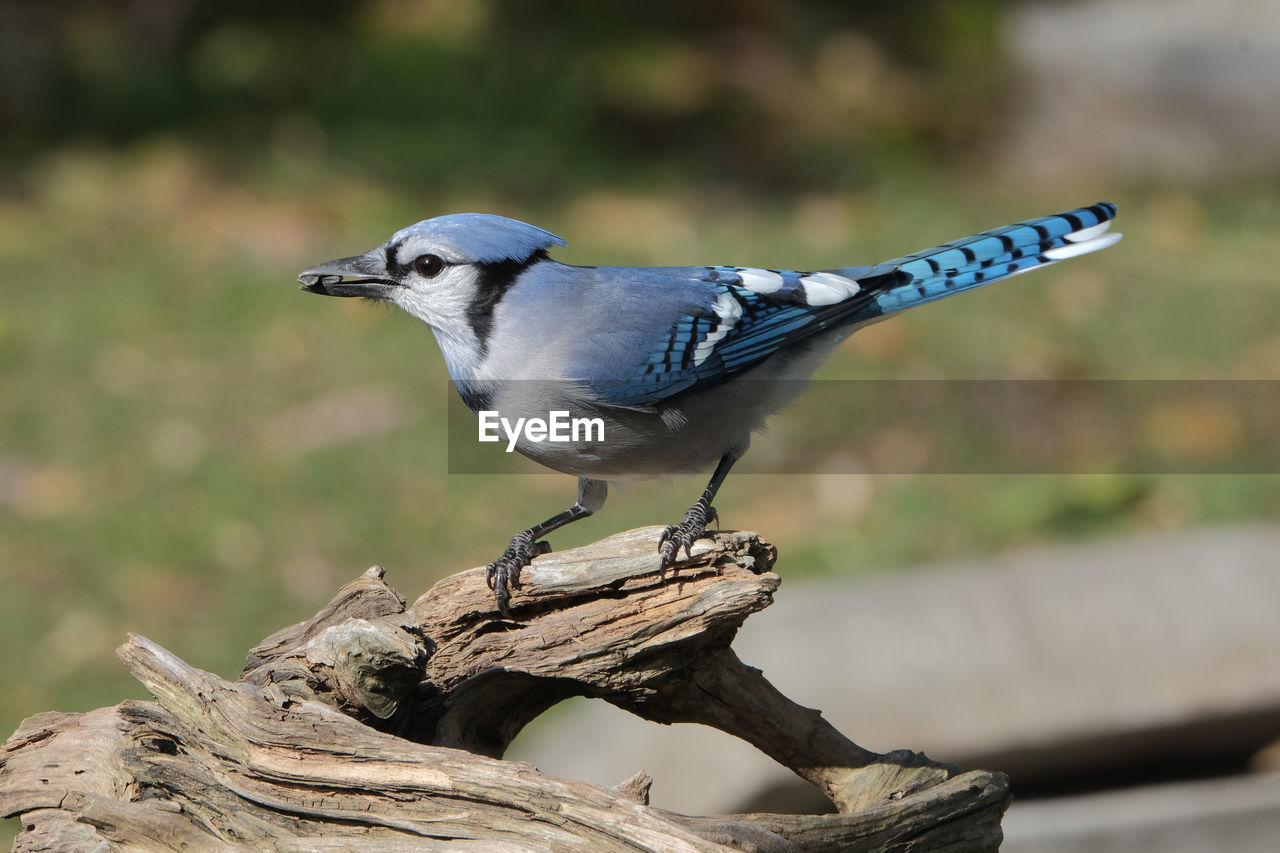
left=1, top=527, right=1009, bottom=851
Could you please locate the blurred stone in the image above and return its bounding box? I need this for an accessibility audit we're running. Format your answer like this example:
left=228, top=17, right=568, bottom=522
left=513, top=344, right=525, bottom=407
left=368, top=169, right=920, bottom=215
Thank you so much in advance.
left=1251, top=738, right=1280, bottom=773
left=513, top=524, right=1280, bottom=820
left=1003, top=0, right=1280, bottom=179
left=1003, top=773, right=1280, bottom=853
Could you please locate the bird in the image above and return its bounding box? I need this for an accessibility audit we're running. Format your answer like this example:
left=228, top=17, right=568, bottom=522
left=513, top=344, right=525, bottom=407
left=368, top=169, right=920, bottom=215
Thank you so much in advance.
left=298, top=202, right=1121, bottom=614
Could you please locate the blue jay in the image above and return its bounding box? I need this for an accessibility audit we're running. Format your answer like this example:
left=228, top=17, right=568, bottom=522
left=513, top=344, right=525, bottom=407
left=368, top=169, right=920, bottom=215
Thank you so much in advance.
left=299, top=202, right=1120, bottom=614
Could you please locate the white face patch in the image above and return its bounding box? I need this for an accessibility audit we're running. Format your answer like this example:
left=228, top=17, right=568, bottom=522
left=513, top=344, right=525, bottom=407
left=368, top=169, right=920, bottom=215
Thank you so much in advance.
left=797, top=271, right=860, bottom=306
left=389, top=229, right=466, bottom=267
left=737, top=268, right=784, bottom=294
left=390, top=263, right=485, bottom=377
left=692, top=291, right=743, bottom=366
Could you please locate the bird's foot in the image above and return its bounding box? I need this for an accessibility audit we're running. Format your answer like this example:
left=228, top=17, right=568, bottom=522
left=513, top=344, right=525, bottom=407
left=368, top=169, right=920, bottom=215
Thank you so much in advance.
left=658, top=500, right=719, bottom=576
left=486, top=530, right=551, bottom=616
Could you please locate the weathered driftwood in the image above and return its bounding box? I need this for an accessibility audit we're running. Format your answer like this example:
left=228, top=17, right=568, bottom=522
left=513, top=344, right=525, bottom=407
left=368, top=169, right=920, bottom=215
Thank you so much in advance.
left=1, top=527, right=1010, bottom=851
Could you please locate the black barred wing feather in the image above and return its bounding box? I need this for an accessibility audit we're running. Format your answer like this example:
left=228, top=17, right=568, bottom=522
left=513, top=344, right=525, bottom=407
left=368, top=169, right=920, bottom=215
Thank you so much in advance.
left=602, top=266, right=875, bottom=406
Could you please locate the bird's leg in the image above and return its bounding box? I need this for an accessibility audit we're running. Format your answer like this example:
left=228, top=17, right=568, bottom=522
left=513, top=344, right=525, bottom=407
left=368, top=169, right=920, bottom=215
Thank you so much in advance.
left=658, top=452, right=739, bottom=574
left=487, top=478, right=607, bottom=616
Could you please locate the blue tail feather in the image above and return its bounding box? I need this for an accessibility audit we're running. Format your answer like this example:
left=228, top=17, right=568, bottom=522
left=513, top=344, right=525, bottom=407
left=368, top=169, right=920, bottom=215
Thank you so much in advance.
left=847, top=202, right=1119, bottom=317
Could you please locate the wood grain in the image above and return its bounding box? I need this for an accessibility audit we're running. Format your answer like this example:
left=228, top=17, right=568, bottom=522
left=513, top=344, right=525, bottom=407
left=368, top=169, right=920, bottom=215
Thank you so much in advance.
left=1, top=528, right=1008, bottom=851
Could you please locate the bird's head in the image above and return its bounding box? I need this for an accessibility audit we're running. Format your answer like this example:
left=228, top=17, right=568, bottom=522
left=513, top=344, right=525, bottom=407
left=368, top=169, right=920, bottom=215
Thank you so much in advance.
left=298, top=213, right=566, bottom=342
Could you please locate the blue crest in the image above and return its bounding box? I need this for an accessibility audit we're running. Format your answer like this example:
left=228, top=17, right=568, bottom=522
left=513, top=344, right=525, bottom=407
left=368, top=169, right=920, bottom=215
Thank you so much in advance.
left=391, top=213, right=567, bottom=265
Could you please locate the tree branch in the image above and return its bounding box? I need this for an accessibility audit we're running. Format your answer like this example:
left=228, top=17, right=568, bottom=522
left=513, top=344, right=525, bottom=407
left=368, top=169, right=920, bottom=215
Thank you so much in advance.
left=2, top=527, right=1009, bottom=851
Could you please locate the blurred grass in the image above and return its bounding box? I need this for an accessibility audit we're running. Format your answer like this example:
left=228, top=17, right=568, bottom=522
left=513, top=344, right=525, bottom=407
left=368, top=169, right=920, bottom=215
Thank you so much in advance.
left=4, top=5, right=1280, bottom=849
left=3, top=141, right=1279, bottom=757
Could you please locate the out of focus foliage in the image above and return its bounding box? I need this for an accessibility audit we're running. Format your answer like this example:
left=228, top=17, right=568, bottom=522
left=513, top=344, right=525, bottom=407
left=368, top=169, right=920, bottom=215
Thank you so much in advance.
left=3, top=7, right=1279, bottom=840
left=2, top=0, right=1005, bottom=194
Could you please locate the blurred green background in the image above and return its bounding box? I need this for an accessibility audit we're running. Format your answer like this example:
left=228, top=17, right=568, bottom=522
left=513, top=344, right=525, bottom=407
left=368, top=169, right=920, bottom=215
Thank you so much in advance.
left=2, top=0, right=1278, bottom=813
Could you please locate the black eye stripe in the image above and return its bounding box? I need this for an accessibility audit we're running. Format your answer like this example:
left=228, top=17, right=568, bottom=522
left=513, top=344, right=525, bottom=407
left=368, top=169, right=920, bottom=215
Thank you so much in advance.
left=385, top=244, right=452, bottom=279
left=466, top=250, right=549, bottom=356
left=385, top=246, right=410, bottom=278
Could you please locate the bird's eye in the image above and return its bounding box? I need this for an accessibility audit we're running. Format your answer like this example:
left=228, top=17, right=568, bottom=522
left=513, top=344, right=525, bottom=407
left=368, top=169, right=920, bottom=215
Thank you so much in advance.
left=413, top=253, right=445, bottom=278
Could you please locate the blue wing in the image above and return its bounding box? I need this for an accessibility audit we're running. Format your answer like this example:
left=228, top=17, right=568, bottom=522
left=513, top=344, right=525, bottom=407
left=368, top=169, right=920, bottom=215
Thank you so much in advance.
left=602, top=270, right=868, bottom=405
left=592, top=202, right=1120, bottom=406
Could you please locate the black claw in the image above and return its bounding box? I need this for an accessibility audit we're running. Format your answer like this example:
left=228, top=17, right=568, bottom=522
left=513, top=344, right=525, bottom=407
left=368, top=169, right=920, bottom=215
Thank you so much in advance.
left=486, top=531, right=550, bottom=616
left=657, top=500, right=719, bottom=575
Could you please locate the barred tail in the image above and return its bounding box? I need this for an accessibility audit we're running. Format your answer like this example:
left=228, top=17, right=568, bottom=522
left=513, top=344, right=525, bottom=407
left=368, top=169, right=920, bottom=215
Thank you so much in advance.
left=847, top=202, right=1121, bottom=317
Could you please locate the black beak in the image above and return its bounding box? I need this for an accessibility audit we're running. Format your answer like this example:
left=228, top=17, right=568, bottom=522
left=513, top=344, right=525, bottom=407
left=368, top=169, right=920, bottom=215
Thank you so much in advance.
left=297, top=254, right=397, bottom=299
